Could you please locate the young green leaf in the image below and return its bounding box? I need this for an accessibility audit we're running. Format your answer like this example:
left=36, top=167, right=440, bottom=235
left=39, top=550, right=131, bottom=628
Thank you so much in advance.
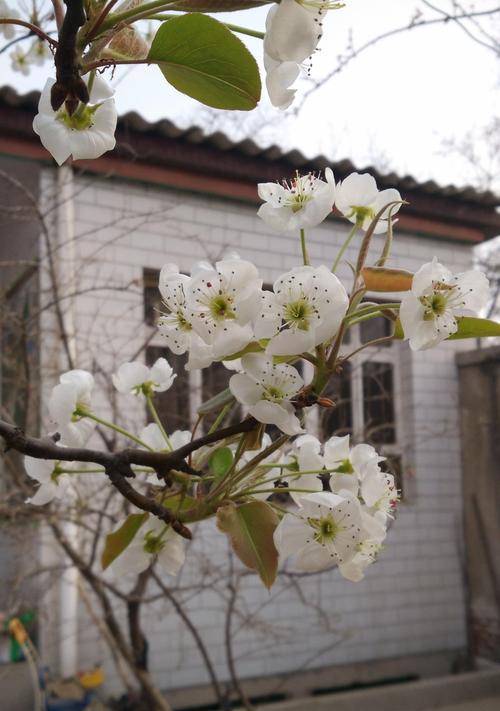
left=216, top=501, right=279, bottom=589
left=198, top=387, right=234, bottom=415
left=394, top=316, right=500, bottom=340
left=101, top=513, right=149, bottom=570
left=209, top=447, right=234, bottom=480
left=148, top=14, right=261, bottom=110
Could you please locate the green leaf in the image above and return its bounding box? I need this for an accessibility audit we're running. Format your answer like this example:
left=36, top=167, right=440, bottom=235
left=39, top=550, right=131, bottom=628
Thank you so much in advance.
left=216, top=501, right=279, bottom=589
left=209, top=447, right=234, bottom=480
left=101, top=513, right=149, bottom=570
left=394, top=316, right=500, bottom=340
left=157, top=493, right=197, bottom=512
left=148, top=14, right=261, bottom=110
left=169, top=1, right=273, bottom=10
left=223, top=341, right=263, bottom=360
left=198, top=387, right=234, bottom=415
left=362, top=267, right=413, bottom=292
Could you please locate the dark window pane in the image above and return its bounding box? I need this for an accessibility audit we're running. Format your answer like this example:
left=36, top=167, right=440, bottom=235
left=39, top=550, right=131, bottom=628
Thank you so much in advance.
left=202, top=362, right=241, bottom=433
left=362, top=361, right=395, bottom=444
left=360, top=315, right=392, bottom=345
left=143, top=268, right=161, bottom=327
left=320, top=362, right=352, bottom=439
left=146, top=346, right=191, bottom=430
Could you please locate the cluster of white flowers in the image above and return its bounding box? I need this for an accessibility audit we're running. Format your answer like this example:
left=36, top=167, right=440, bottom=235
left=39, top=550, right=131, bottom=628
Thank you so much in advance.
left=21, top=161, right=491, bottom=587
left=10, top=39, right=50, bottom=75
left=272, top=434, right=397, bottom=580
left=258, top=169, right=402, bottom=233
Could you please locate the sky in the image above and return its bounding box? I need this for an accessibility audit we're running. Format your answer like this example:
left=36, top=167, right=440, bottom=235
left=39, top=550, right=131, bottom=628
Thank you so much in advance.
left=1, top=0, right=499, bottom=190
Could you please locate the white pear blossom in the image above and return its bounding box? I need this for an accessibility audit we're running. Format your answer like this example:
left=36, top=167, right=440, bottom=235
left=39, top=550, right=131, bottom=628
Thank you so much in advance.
left=335, top=172, right=401, bottom=233
left=255, top=265, right=348, bottom=356
left=10, top=46, right=30, bottom=75
left=24, top=457, right=71, bottom=506
left=109, top=516, right=185, bottom=578
left=0, top=2, right=15, bottom=39
left=112, top=357, right=175, bottom=395
left=157, top=264, right=193, bottom=353
left=229, top=353, right=304, bottom=436
left=338, top=509, right=387, bottom=581
left=284, top=434, right=324, bottom=504
left=400, top=257, right=490, bottom=350
left=140, top=423, right=191, bottom=452
left=324, top=434, right=384, bottom=495
left=274, top=491, right=364, bottom=572
left=28, top=38, right=50, bottom=66
left=263, top=0, right=341, bottom=108
left=186, top=257, right=262, bottom=360
left=156, top=265, right=218, bottom=370
left=258, top=170, right=336, bottom=232
left=48, top=369, right=95, bottom=446
left=361, top=466, right=398, bottom=522
left=33, top=75, right=117, bottom=166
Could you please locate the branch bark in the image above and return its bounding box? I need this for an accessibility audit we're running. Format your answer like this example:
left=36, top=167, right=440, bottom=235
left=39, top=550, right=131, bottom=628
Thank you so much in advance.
left=0, top=416, right=258, bottom=537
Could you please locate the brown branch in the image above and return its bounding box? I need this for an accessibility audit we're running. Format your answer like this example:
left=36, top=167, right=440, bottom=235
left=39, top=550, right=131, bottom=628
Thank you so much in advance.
left=128, top=568, right=152, bottom=671
left=0, top=417, right=258, bottom=536
left=0, top=417, right=256, bottom=470
left=51, top=0, right=89, bottom=114
left=0, top=19, right=58, bottom=46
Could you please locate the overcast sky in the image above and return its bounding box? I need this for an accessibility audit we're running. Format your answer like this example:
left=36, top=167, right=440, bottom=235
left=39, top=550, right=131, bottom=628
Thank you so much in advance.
left=1, top=0, right=499, bottom=189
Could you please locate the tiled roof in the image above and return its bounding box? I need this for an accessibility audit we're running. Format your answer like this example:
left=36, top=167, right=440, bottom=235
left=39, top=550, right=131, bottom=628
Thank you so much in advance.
left=1, top=84, right=498, bottom=210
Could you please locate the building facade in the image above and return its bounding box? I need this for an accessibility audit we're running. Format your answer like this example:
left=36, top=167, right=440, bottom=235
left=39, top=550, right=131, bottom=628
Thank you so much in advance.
left=1, top=87, right=500, bottom=705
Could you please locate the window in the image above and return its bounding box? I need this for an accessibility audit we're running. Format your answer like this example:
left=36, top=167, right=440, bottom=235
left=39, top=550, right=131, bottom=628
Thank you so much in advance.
left=320, top=362, right=353, bottom=438
left=362, top=361, right=396, bottom=444
left=360, top=312, right=392, bottom=345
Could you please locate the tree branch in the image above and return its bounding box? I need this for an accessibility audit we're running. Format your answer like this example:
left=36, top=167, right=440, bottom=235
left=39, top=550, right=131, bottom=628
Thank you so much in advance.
left=51, top=0, right=89, bottom=113
left=0, top=417, right=258, bottom=536
left=0, top=19, right=58, bottom=46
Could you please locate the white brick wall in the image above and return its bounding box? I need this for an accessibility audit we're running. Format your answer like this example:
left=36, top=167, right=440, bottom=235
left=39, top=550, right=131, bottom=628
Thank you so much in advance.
left=38, top=168, right=477, bottom=696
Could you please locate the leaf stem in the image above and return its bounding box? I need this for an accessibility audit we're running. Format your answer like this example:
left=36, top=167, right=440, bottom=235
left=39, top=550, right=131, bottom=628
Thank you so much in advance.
left=207, top=402, right=234, bottom=435
left=149, top=14, right=265, bottom=39
left=342, top=335, right=395, bottom=361
left=331, top=222, right=359, bottom=273
left=299, top=228, right=310, bottom=266
left=146, top=393, right=173, bottom=450
left=0, top=18, right=58, bottom=46
left=100, top=0, right=182, bottom=32
left=85, top=412, right=154, bottom=450
left=345, top=302, right=400, bottom=322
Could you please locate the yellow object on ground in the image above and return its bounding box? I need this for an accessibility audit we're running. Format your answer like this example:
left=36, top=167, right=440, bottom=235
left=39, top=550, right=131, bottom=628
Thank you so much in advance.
left=79, top=668, right=105, bottom=689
